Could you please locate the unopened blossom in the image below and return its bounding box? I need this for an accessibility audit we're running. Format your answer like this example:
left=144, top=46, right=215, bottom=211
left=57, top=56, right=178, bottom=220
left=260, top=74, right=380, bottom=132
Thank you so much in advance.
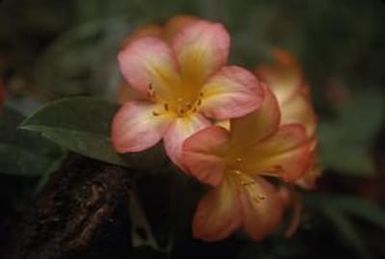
left=182, top=85, right=312, bottom=241
left=112, top=17, right=264, bottom=167
left=255, top=49, right=319, bottom=188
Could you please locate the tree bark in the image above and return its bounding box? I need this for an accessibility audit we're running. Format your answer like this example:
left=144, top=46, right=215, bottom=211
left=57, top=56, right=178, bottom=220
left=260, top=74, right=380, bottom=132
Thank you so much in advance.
left=5, top=154, right=132, bottom=259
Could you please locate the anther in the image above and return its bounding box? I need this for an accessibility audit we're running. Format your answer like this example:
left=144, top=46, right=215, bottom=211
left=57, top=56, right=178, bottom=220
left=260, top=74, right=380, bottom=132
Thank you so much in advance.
left=164, top=103, right=169, bottom=111
left=197, top=99, right=202, bottom=106
left=241, top=180, right=255, bottom=186
left=257, top=195, right=266, bottom=201
left=152, top=111, right=160, bottom=116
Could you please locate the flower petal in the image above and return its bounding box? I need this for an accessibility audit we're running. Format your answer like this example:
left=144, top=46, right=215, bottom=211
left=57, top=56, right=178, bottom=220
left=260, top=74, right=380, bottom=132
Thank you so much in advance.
left=281, top=88, right=317, bottom=137
left=112, top=101, right=173, bottom=152
left=117, top=83, right=143, bottom=104
left=164, top=113, right=210, bottom=169
left=183, top=126, right=230, bottom=186
left=243, top=124, right=312, bottom=181
left=164, top=15, right=198, bottom=42
left=173, top=20, right=230, bottom=85
left=200, top=66, right=264, bottom=120
left=255, top=49, right=302, bottom=105
left=256, top=49, right=317, bottom=137
left=192, top=177, right=242, bottom=241
left=230, top=85, right=280, bottom=152
left=295, top=151, right=321, bottom=189
left=118, top=37, right=181, bottom=98
left=239, top=176, right=284, bottom=241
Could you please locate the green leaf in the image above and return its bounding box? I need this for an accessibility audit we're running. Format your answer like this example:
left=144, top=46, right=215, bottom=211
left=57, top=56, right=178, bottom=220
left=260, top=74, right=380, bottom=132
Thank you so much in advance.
left=306, top=194, right=385, bottom=230
left=20, top=97, right=167, bottom=169
left=321, top=206, right=371, bottom=259
left=328, top=196, right=385, bottom=230
left=305, top=194, right=376, bottom=259
left=0, top=143, right=54, bottom=176
left=0, top=106, right=64, bottom=176
left=20, top=97, right=125, bottom=166
left=130, top=187, right=169, bottom=252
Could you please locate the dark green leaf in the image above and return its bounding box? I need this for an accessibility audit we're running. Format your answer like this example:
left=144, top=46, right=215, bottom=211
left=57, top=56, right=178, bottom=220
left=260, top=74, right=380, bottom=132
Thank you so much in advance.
left=0, top=106, right=64, bottom=176
left=321, top=206, right=371, bottom=259
left=329, top=196, right=385, bottom=230
left=20, top=97, right=126, bottom=166
left=20, top=97, right=168, bottom=169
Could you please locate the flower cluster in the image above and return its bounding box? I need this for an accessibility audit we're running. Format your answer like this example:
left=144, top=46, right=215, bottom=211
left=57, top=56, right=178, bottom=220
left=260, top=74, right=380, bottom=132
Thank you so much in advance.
left=112, top=16, right=318, bottom=241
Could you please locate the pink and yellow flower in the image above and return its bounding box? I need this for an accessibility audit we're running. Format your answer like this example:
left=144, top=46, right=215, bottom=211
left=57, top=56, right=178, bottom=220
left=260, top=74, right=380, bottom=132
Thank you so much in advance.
left=112, top=17, right=264, bottom=167
left=182, top=85, right=313, bottom=241
left=255, top=49, right=319, bottom=188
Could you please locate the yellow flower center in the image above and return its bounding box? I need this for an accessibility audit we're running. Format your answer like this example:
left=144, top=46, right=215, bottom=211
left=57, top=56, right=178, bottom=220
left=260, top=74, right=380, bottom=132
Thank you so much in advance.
left=148, top=83, right=204, bottom=117
left=226, top=157, right=267, bottom=204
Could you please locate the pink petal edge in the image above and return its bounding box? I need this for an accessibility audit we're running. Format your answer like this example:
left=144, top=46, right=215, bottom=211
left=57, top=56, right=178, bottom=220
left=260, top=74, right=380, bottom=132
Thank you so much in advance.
left=111, top=101, right=173, bottom=152
left=200, top=66, right=264, bottom=120
left=182, top=126, right=230, bottom=186
left=163, top=113, right=211, bottom=170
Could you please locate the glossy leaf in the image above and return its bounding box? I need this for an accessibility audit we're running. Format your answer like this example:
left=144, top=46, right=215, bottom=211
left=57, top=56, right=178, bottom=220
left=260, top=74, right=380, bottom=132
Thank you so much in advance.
left=0, top=107, right=64, bottom=176
left=20, top=97, right=167, bottom=169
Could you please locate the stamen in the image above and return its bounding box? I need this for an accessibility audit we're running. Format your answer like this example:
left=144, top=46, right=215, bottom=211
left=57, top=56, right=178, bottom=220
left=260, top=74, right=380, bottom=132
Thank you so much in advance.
left=152, top=111, right=160, bottom=116
left=197, top=99, right=202, bottom=106
left=241, top=180, right=255, bottom=186
left=164, top=103, right=169, bottom=111
left=251, top=194, right=266, bottom=204
left=257, top=194, right=266, bottom=200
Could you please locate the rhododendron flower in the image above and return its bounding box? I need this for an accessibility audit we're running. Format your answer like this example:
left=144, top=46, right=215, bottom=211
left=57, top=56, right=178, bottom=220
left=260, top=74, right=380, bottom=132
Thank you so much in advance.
left=112, top=17, right=264, bottom=167
left=255, top=49, right=319, bottom=188
left=117, top=15, right=197, bottom=104
left=182, top=85, right=312, bottom=241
